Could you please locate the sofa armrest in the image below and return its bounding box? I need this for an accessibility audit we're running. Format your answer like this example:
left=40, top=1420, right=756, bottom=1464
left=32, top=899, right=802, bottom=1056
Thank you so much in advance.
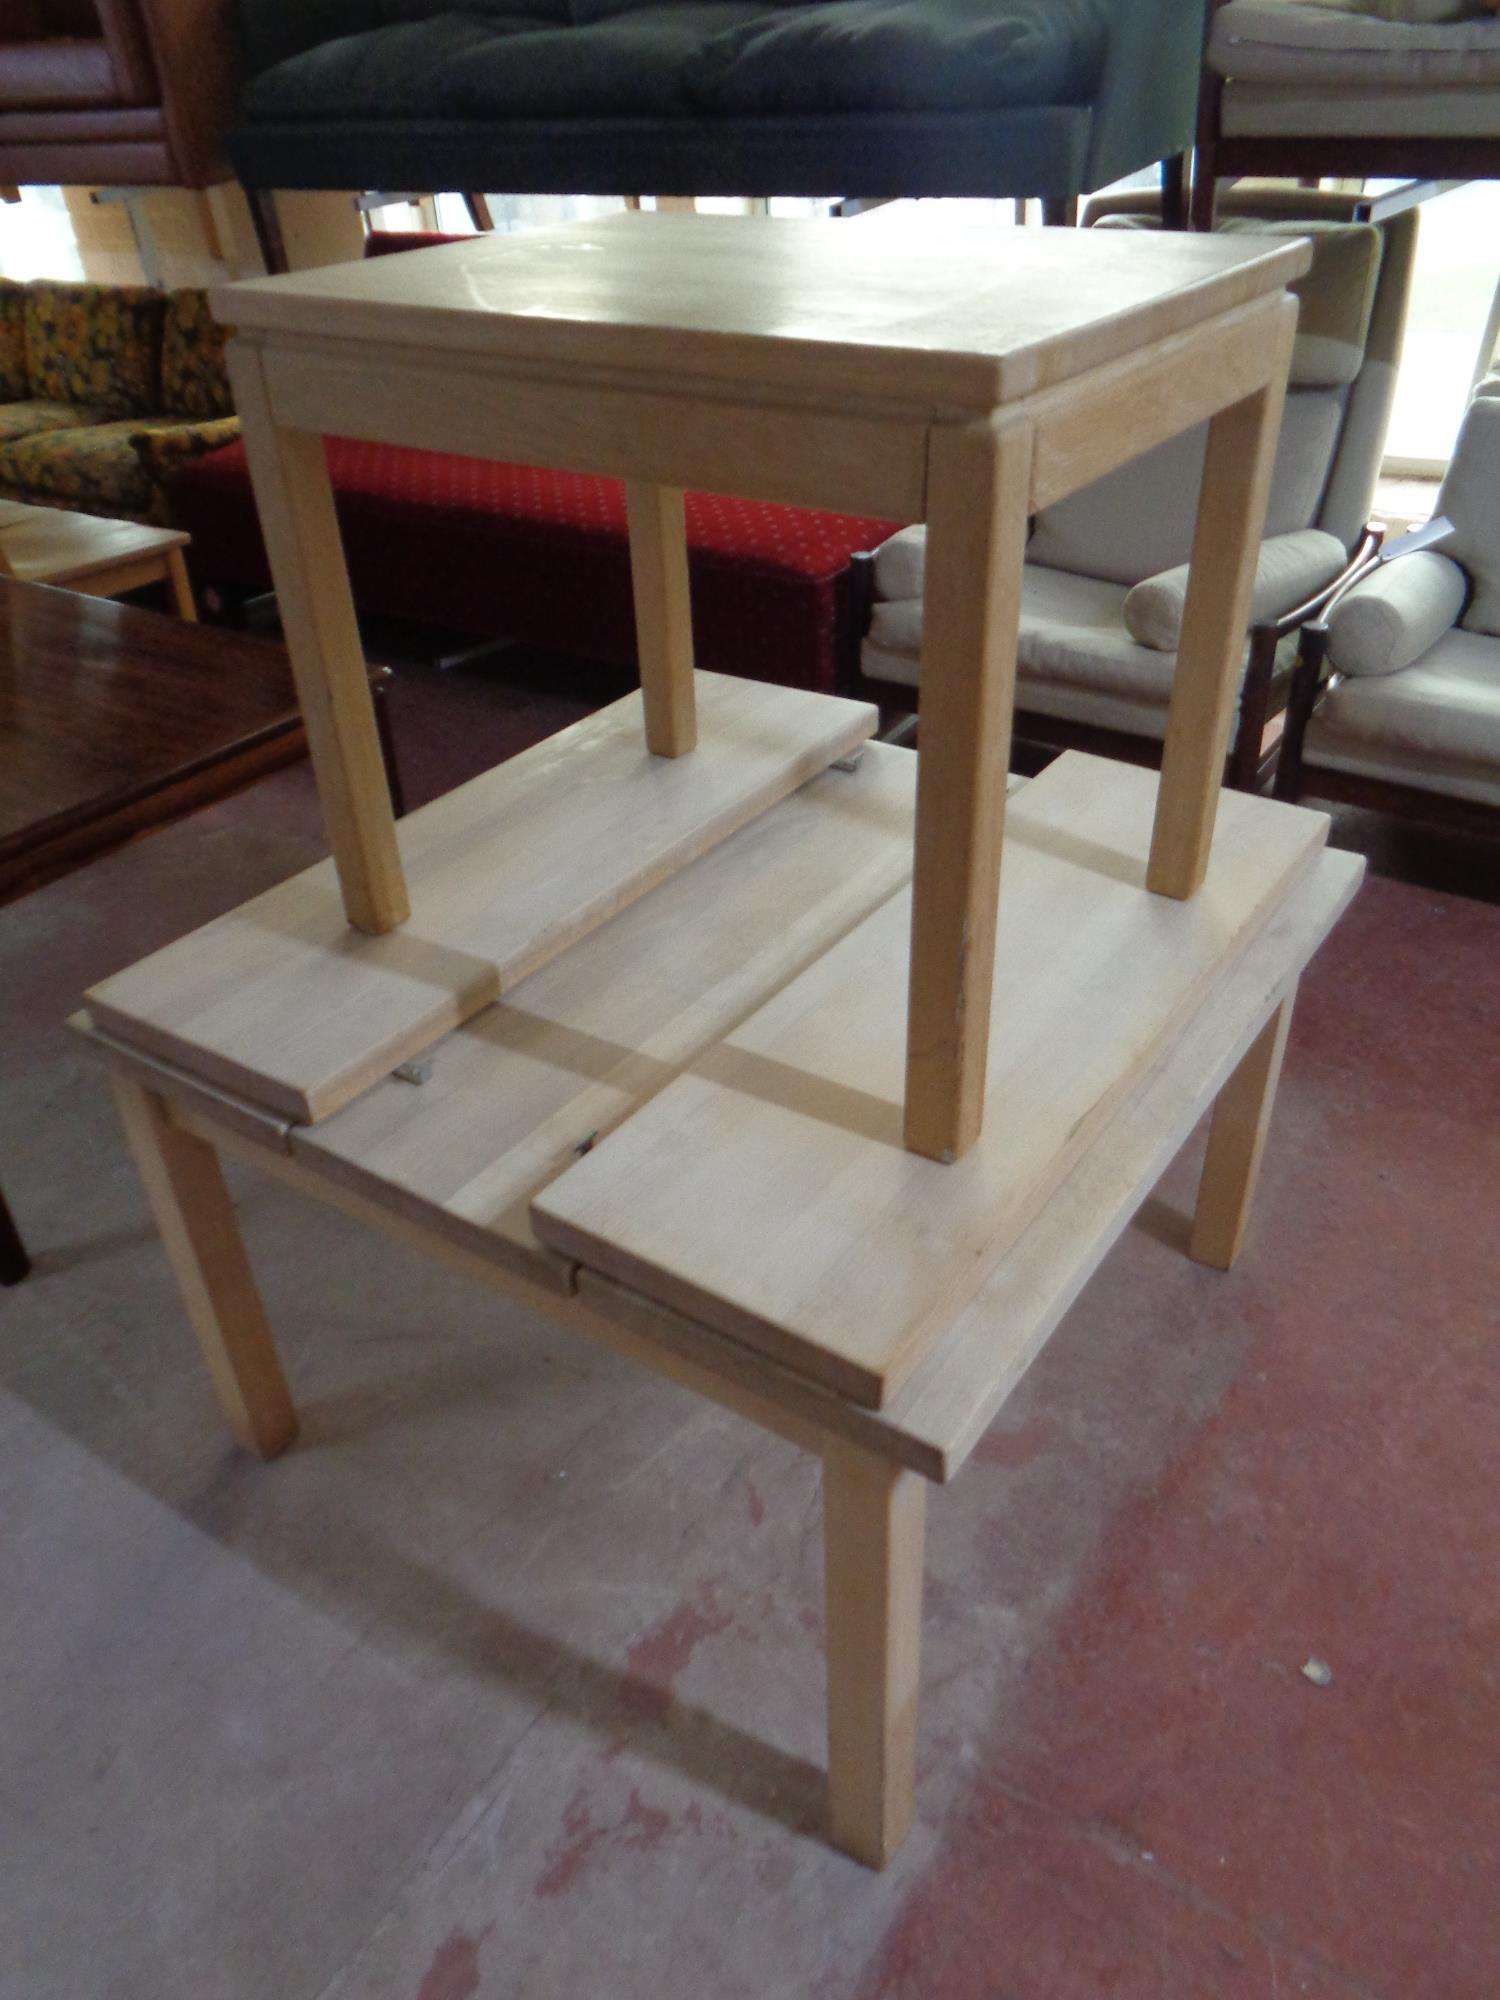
left=129, top=414, right=241, bottom=521
left=1083, top=0, right=1205, bottom=188
left=135, top=0, right=240, bottom=185
left=94, top=0, right=157, bottom=104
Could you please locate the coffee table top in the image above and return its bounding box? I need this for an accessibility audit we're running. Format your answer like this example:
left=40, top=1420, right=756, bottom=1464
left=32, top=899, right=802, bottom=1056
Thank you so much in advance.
left=0, top=577, right=299, bottom=886
left=0, top=497, right=186, bottom=587
left=214, top=212, right=1310, bottom=413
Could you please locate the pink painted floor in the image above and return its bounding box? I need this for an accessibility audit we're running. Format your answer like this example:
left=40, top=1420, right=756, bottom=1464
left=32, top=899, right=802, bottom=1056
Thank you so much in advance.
left=2, top=655, right=1496, bottom=2000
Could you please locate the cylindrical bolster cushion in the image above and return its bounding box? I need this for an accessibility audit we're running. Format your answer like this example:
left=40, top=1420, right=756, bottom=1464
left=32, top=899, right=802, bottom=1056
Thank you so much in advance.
left=1123, top=528, right=1347, bottom=652
left=1327, top=549, right=1470, bottom=677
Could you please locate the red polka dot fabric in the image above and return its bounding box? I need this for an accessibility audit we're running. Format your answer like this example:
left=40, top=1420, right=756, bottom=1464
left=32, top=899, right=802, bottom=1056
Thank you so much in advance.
left=171, top=438, right=901, bottom=691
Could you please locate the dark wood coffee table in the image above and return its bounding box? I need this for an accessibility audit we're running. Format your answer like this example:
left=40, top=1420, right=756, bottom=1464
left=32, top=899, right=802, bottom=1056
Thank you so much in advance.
left=0, top=574, right=398, bottom=903
left=0, top=576, right=401, bottom=1283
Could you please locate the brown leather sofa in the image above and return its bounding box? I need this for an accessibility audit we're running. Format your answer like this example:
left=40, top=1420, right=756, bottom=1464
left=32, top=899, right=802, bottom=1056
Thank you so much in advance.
left=0, top=0, right=239, bottom=190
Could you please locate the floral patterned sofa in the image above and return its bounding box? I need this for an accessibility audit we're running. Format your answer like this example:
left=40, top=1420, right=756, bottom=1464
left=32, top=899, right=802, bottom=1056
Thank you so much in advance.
left=0, top=280, right=238, bottom=525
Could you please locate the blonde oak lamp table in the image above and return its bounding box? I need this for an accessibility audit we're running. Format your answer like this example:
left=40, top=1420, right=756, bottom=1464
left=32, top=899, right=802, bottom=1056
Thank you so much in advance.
left=76, top=215, right=1361, bottom=1868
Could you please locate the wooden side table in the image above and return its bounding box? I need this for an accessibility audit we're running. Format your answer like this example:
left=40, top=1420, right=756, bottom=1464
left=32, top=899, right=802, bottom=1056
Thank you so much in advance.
left=78, top=215, right=1362, bottom=1867
left=0, top=497, right=197, bottom=619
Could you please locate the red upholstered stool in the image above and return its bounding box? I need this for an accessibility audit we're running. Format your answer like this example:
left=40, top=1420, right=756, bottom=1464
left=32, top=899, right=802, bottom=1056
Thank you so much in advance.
left=171, top=438, right=900, bottom=691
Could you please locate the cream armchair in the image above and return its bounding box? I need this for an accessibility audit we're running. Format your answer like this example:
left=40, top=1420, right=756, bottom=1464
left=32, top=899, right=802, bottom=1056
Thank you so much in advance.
left=853, top=190, right=1415, bottom=791
left=1276, top=378, right=1500, bottom=836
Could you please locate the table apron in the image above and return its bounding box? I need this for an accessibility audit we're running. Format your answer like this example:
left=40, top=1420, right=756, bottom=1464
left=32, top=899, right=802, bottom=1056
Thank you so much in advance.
left=252, top=338, right=932, bottom=521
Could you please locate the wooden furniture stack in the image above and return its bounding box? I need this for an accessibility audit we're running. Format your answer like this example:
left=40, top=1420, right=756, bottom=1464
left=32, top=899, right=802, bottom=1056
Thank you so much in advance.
left=75, top=214, right=1363, bottom=1868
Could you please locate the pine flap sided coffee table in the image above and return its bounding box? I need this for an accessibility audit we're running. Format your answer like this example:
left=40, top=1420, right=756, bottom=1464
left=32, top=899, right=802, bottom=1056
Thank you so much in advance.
left=76, top=215, right=1364, bottom=1867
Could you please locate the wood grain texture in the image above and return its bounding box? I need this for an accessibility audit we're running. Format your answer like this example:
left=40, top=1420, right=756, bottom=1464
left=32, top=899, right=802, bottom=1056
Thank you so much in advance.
left=117, top=845, right=1363, bottom=1487
left=228, top=339, right=407, bottom=934
left=292, top=744, right=920, bottom=1288
left=1189, top=986, right=1297, bottom=1270
left=625, top=481, right=696, bottom=757
left=110, top=1076, right=297, bottom=1460
left=533, top=753, right=1331, bottom=1409
left=905, top=420, right=1032, bottom=1163
left=214, top=212, right=1309, bottom=415
left=0, top=574, right=307, bottom=901
left=86, top=675, right=877, bottom=1124
left=823, top=1438, right=925, bottom=1868
left=578, top=850, right=1362, bottom=1482
left=1148, top=296, right=1299, bottom=900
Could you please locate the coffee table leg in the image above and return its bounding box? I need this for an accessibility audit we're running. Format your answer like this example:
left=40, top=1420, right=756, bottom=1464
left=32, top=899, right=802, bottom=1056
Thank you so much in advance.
left=904, top=419, right=1033, bottom=1164
left=0, top=1183, right=30, bottom=1285
left=1189, top=987, right=1297, bottom=1271
left=228, top=340, right=408, bottom=935
left=165, top=545, right=197, bottom=622
left=822, top=1436, right=926, bottom=1867
left=111, top=1077, right=298, bottom=1459
left=1147, top=298, right=1298, bottom=901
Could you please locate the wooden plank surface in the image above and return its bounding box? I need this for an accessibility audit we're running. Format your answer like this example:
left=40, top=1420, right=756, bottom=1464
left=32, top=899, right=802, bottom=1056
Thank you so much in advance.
left=576, top=847, right=1364, bottom=1480
left=215, top=213, right=1309, bottom=415
left=110, top=841, right=1362, bottom=1486
left=292, top=744, right=921, bottom=1288
left=86, top=675, right=876, bottom=1124
left=533, top=753, right=1331, bottom=1409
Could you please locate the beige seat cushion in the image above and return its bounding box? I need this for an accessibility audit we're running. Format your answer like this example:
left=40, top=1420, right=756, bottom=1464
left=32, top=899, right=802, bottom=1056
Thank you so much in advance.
left=862, top=564, right=1277, bottom=739
left=1306, top=625, right=1500, bottom=799
left=1209, top=0, right=1500, bottom=82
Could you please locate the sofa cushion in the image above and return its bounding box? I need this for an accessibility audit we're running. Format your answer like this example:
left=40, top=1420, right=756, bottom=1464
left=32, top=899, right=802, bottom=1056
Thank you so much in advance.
left=243, top=0, right=1109, bottom=121
left=1026, top=388, right=1345, bottom=587
left=1208, top=0, right=1500, bottom=83
left=1327, top=548, right=1469, bottom=676
left=1123, top=527, right=1347, bottom=650
left=0, top=397, right=114, bottom=445
left=1435, top=390, right=1500, bottom=637
left=866, top=563, right=1177, bottom=702
left=243, top=6, right=768, bottom=121
left=160, top=290, right=235, bottom=421
left=686, top=0, right=1108, bottom=115
left=0, top=415, right=189, bottom=519
left=0, top=282, right=27, bottom=402
left=1307, top=624, right=1500, bottom=779
left=241, top=0, right=573, bottom=77
left=23, top=282, right=165, bottom=418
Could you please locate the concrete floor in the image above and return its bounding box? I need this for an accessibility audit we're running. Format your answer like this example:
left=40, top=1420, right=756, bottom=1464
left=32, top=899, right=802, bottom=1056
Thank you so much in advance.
left=3, top=658, right=1497, bottom=2000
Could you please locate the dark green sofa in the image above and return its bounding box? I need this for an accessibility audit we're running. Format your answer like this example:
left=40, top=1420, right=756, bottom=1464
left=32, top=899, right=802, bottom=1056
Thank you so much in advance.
left=229, top=0, right=1202, bottom=211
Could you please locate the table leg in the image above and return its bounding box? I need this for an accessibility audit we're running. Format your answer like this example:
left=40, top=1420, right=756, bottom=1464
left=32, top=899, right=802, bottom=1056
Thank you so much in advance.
left=625, top=481, right=697, bottom=756
left=904, top=419, right=1033, bottom=1163
left=1147, top=296, right=1298, bottom=902
left=823, top=1436, right=927, bottom=1868
left=111, top=1077, right=298, bottom=1459
left=1189, top=988, right=1297, bottom=1271
left=227, top=339, right=408, bottom=934
left=165, top=544, right=197, bottom=622
left=0, top=1183, right=30, bottom=1286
